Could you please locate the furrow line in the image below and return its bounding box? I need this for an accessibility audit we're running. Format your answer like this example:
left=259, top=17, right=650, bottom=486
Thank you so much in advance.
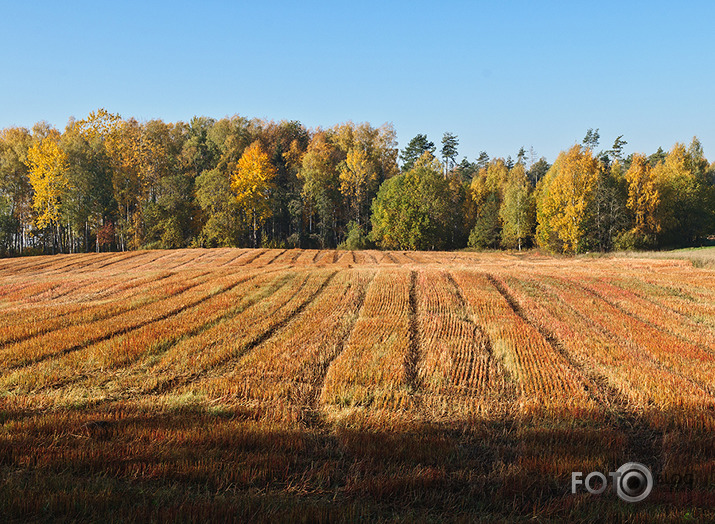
left=237, top=249, right=267, bottom=266
left=306, top=272, right=375, bottom=416
left=446, top=272, right=517, bottom=406
left=169, top=250, right=212, bottom=270
left=574, top=278, right=715, bottom=358
left=78, top=251, right=147, bottom=272
left=151, top=271, right=338, bottom=395
left=555, top=276, right=715, bottom=399
left=497, top=274, right=668, bottom=472
left=287, top=250, right=302, bottom=265
left=445, top=272, right=488, bottom=384
left=217, top=249, right=250, bottom=267
left=485, top=274, right=617, bottom=411
left=2, top=271, right=254, bottom=370
left=263, top=249, right=288, bottom=265
left=19, top=272, right=291, bottom=396
left=404, top=270, right=420, bottom=394
left=0, top=273, right=177, bottom=345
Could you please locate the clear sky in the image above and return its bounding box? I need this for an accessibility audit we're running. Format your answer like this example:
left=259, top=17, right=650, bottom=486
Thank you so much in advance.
left=1, top=0, right=713, bottom=163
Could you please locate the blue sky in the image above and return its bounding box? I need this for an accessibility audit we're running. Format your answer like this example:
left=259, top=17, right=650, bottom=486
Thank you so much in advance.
left=1, top=1, right=713, bottom=163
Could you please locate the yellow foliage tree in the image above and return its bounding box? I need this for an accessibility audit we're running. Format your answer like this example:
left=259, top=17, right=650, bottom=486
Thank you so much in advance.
left=26, top=132, right=70, bottom=229
left=26, top=131, right=71, bottom=251
left=535, top=145, right=600, bottom=253
left=650, top=143, right=695, bottom=244
left=76, top=108, right=121, bottom=140
left=231, top=141, right=277, bottom=246
left=469, top=158, right=509, bottom=209
left=625, top=153, right=660, bottom=238
left=339, top=147, right=376, bottom=225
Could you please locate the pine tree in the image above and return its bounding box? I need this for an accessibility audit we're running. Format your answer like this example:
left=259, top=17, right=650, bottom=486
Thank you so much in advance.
left=440, top=132, right=459, bottom=178
left=399, top=134, right=435, bottom=172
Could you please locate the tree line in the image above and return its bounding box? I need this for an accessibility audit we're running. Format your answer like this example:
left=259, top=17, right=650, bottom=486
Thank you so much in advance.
left=0, top=112, right=713, bottom=257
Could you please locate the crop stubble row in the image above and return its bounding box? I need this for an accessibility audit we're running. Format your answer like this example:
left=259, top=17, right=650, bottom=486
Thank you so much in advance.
left=0, top=250, right=713, bottom=429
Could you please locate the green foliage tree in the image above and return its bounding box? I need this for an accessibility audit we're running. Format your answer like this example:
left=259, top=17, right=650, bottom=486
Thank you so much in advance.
left=60, top=121, right=114, bottom=253
left=468, top=191, right=500, bottom=249
left=195, top=168, right=241, bottom=247
left=143, top=174, right=195, bottom=248
left=475, top=151, right=490, bottom=171
left=3, top=109, right=715, bottom=257
left=608, top=135, right=628, bottom=162
left=499, top=164, right=534, bottom=250
left=338, top=220, right=371, bottom=250
left=588, top=161, right=628, bottom=251
left=370, top=154, right=452, bottom=250
left=181, top=116, right=220, bottom=177
left=454, top=158, right=479, bottom=181
left=527, top=157, right=550, bottom=186
left=648, top=147, right=667, bottom=166
left=582, top=128, right=600, bottom=151
left=516, top=147, right=527, bottom=166
left=447, top=175, right=473, bottom=247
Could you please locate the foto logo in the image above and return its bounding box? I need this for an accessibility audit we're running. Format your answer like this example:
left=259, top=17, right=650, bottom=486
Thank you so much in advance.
left=572, top=462, right=653, bottom=503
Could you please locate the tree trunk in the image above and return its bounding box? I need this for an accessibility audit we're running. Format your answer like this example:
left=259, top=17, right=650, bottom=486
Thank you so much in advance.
left=253, top=210, right=257, bottom=248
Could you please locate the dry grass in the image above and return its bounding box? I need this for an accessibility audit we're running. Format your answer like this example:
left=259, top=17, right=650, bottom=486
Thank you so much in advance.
left=1, top=248, right=714, bottom=522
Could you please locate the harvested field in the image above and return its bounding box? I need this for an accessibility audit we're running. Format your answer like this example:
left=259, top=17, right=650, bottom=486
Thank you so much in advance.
left=1, top=248, right=714, bottom=522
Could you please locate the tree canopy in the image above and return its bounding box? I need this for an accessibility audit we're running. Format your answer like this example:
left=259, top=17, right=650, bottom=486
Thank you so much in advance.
left=371, top=154, right=453, bottom=250
left=0, top=110, right=712, bottom=256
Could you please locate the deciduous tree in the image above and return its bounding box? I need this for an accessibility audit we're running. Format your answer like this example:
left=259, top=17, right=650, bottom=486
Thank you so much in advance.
left=468, top=191, right=501, bottom=249
left=624, top=153, right=660, bottom=242
left=499, top=164, right=534, bottom=250
left=195, top=168, right=241, bottom=247
left=651, top=139, right=715, bottom=246
left=231, top=141, right=277, bottom=247
left=0, top=127, right=33, bottom=254
left=298, top=132, right=343, bottom=247
left=26, top=130, right=71, bottom=253
left=535, top=145, right=600, bottom=253
left=370, top=154, right=452, bottom=250
left=339, top=147, right=376, bottom=227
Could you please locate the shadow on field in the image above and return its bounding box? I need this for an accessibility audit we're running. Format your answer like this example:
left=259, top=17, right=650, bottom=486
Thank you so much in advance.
left=1, top=403, right=714, bottom=522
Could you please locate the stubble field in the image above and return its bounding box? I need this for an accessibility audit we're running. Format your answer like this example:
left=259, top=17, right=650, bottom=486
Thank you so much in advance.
left=1, top=248, right=714, bottom=522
